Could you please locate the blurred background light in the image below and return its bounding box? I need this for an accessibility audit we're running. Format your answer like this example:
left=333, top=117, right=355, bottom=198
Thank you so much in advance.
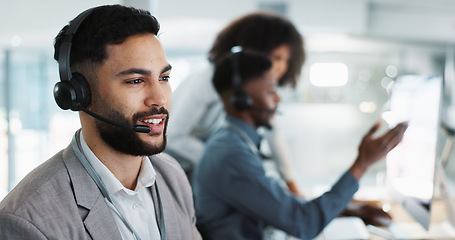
left=309, top=62, right=348, bottom=87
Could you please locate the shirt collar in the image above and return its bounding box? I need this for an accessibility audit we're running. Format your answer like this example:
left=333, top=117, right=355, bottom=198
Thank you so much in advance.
left=225, top=115, right=262, bottom=148
left=79, top=131, right=156, bottom=196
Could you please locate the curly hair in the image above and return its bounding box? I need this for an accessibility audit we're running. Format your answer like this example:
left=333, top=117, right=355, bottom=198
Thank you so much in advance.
left=208, top=11, right=305, bottom=88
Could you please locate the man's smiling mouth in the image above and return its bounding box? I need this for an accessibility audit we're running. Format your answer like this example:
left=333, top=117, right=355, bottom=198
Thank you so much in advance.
left=141, top=118, right=164, bottom=125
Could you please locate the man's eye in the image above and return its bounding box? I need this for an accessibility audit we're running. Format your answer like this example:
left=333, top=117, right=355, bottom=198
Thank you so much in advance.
left=160, top=76, right=170, bottom=82
left=128, top=79, right=143, bottom=84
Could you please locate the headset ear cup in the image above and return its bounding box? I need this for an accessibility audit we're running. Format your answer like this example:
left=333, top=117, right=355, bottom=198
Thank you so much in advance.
left=71, top=72, right=91, bottom=109
left=230, top=90, right=252, bottom=111
left=54, top=81, right=77, bottom=110
left=53, top=73, right=91, bottom=111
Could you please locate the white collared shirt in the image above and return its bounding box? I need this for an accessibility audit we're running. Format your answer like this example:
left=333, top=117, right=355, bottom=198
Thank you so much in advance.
left=80, top=132, right=161, bottom=240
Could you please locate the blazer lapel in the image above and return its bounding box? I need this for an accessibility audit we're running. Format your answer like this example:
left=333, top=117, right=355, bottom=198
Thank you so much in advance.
left=150, top=155, right=182, bottom=240
left=63, top=142, right=122, bottom=240
left=84, top=196, right=123, bottom=240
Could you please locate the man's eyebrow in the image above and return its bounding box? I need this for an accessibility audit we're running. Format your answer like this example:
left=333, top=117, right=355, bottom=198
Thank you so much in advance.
left=116, top=68, right=151, bottom=76
left=162, top=64, right=172, bottom=74
left=115, top=64, right=172, bottom=77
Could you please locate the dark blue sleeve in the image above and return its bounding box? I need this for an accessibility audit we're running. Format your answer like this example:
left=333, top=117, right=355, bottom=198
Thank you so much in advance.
left=213, top=148, right=359, bottom=239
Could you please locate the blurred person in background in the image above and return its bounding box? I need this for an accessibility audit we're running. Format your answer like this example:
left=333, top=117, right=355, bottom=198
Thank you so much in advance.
left=166, top=12, right=394, bottom=227
left=192, top=50, right=408, bottom=240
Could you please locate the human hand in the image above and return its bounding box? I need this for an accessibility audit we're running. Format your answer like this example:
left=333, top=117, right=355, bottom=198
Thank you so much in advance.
left=341, top=202, right=392, bottom=226
left=349, top=121, right=408, bottom=180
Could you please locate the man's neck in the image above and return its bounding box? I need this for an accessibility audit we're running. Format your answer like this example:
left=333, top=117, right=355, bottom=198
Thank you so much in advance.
left=82, top=128, right=143, bottom=190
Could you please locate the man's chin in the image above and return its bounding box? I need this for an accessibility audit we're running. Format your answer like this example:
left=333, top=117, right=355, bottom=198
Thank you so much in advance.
left=135, top=137, right=167, bottom=156
left=128, top=144, right=166, bottom=156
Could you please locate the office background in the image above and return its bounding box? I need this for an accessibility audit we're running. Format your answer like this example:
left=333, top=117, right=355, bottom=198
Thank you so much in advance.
left=0, top=0, right=453, bottom=200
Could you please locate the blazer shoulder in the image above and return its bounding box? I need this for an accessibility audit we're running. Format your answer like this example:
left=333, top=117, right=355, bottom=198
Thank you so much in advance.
left=150, top=152, right=185, bottom=175
left=0, top=148, right=69, bottom=213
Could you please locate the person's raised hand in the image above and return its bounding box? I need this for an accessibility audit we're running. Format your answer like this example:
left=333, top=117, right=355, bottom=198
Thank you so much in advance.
left=349, top=121, right=408, bottom=180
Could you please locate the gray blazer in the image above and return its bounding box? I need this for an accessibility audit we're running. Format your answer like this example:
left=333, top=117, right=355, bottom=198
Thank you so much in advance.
left=0, top=142, right=201, bottom=240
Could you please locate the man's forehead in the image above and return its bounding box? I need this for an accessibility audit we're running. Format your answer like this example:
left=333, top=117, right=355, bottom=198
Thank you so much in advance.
left=105, top=34, right=163, bottom=56
left=102, top=34, right=169, bottom=73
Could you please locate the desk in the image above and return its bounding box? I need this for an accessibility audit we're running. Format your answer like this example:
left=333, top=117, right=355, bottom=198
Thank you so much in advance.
left=370, top=200, right=455, bottom=239
left=270, top=201, right=455, bottom=239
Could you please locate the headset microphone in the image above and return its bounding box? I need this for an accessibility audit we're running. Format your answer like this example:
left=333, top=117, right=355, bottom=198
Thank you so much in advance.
left=77, top=104, right=151, bottom=133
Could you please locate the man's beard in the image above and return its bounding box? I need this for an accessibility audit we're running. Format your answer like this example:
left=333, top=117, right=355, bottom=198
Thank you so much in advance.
left=251, top=109, right=274, bottom=130
left=93, top=104, right=169, bottom=156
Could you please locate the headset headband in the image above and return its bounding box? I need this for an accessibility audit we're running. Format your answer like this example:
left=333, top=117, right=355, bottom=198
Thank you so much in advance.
left=58, top=7, right=96, bottom=82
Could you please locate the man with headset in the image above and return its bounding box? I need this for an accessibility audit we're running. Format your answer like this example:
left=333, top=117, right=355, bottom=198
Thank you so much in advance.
left=0, top=5, right=201, bottom=240
left=192, top=50, right=408, bottom=240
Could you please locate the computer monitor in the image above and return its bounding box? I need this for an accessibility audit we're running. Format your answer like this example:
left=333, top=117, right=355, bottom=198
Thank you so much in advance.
left=385, top=74, right=442, bottom=231
left=438, top=47, right=455, bottom=230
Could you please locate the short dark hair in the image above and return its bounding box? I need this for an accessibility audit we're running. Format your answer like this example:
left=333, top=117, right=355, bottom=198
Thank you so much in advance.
left=212, top=51, right=272, bottom=95
left=54, top=4, right=160, bottom=70
left=209, top=12, right=304, bottom=88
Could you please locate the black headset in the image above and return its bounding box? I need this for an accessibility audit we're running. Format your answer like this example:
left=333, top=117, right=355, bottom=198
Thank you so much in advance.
left=54, top=8, right=96, bottom=111
left=230, top=50, right=253, bottom=111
